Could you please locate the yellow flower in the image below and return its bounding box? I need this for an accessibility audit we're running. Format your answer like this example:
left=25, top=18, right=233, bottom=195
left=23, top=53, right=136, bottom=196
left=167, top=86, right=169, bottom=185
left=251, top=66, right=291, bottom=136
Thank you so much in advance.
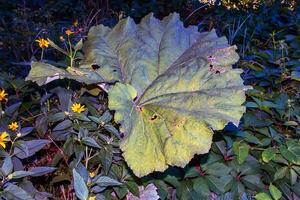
left=65, top=29, right=75, bottom=36
left=88, top=196, right=96, bottom=200
left=0, top=89, right=8, bottom=102
left=8, top=122, right=19, bottom=131
left=71, top=103, right=85, bottom=113
left=89, top=171, right=96, bottom=178
left=35, top=38, right=49, bottom=48
left=0, top=131, right=10, bottom=149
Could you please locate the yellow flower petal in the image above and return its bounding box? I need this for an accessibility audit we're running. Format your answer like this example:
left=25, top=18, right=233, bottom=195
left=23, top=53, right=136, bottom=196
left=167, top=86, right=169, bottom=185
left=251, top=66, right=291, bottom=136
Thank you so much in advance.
left=0, top=131, right=9, bottom=149
left=0, top=131, right=9, bottom=139
left=89, top=171, right=96, bottom=178
left=65, top=29, right=75, bottom=36
left=0, top=89, right=8, bottom=102
left=88, top=196, right=96, bottom=200
left=0, top=141, right=6, bottom=149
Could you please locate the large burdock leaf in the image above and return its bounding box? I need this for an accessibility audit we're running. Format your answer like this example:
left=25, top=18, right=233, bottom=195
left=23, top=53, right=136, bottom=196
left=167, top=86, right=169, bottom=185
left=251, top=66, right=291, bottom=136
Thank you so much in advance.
left=94, top=13, right=247, bottom=177
left=27, top=13, right=248, bottom=177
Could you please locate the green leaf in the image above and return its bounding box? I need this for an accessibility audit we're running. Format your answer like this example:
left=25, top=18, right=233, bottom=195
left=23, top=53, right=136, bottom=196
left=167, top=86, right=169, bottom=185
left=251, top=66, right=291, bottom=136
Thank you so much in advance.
left=47, top=112, right=65, bottom=123
left=81, top=137, right=101, bottom=148
left=19, top=127, right=34, bottom=137
left=9, top=171, right=34, bottom=179
left=3, top=184, right=34, bottom=200
left=28, top=167, right=56, bottom=177
left=290, top=168, right=297, bottom=185
left=94, top=176, right=122, bottom=187
left=269, top=183, right=282, bottom=200
left=232, top=181, right=245, bottom=199
left=262, top=148, right=276, bottom=163
left=125, top=181, right=140, bottom=197
left=205, top=163, right=231, bottom=176
left=205, top=175, right=227, bottom=194
left=106, top=21, right=246, bottom=176
left=280, top=141, right=300, bottom=165
left=104, top=124, right=121, bottom=138
left=254, top=193, right=272, bottom=200
left=53, top=120, right=72, bottom=131
left=233, top=142, right=250, bottom=164
left=13, top=140, right=51, bottom=159
left=71, top=113, right=91, bottom=122
left=2, top=156, right=13, bottom=176
left=73, top=169, right=88, bottom=200
left=274, top=166, right=288, bottom=181
left=193, top=177, right=210, bottom=199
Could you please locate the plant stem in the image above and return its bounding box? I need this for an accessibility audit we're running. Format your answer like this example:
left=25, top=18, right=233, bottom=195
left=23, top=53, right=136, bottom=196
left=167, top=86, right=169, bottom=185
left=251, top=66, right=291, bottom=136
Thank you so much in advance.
left=41, top=48, right=44, bottom=60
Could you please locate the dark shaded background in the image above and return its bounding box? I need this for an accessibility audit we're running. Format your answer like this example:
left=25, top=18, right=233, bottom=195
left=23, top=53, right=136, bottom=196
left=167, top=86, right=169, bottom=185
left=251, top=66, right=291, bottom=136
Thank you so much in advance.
left=0, top=0, right=298, bottom=77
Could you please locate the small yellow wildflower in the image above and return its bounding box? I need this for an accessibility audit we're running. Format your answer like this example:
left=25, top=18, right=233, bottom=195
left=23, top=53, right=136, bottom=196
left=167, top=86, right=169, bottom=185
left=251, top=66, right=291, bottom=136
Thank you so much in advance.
left=88, top=196, right=96, bottom=200
left=71, top=103, right=85, bottom=113
left=0, top=89, right=8, bottom=102
left=65, top=29, right=75, bottom=36
left=8, top=122, right=19, bottom=131
left=35, top=38, right=49, bottom=48
left=89, top=171, right=96, bottom=178
left=0, top=131, right=10, bottom=149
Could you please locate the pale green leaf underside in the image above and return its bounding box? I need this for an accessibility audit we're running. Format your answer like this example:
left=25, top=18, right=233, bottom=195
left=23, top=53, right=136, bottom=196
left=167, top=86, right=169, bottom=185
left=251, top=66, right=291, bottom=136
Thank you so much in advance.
left=104, top=13, right=247, bottom=177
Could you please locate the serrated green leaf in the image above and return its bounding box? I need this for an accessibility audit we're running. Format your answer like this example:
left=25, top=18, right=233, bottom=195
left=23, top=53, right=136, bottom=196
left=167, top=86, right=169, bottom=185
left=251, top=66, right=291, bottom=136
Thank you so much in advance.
left=269, top=183, right=282, bottom=200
